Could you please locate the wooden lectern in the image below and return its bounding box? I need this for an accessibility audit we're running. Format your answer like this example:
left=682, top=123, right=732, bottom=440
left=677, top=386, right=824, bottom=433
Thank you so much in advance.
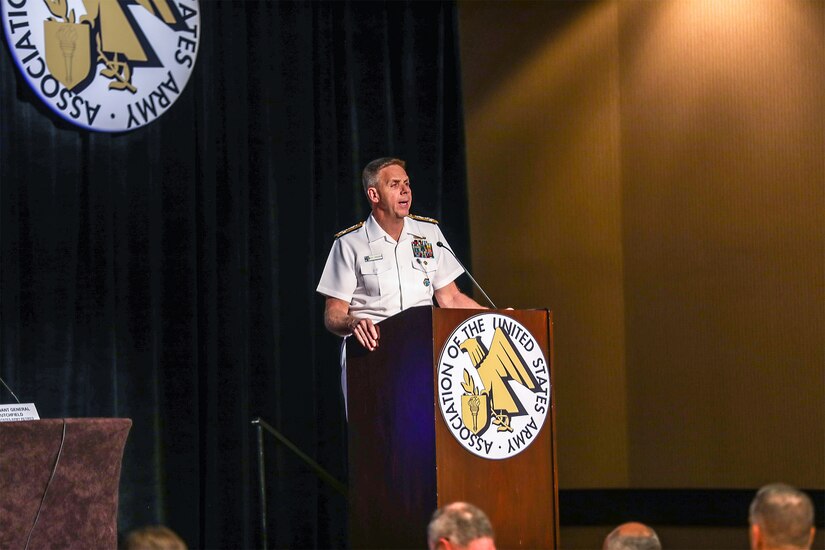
left=347, top=306, right=557, bottom=549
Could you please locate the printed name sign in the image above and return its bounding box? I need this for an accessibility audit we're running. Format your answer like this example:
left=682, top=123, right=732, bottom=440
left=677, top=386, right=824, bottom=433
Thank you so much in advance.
left=0, top=403, right=40, bottom=422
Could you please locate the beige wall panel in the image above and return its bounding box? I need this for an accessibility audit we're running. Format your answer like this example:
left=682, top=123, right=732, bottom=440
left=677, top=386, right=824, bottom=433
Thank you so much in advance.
left=460, top=1, right=629, bottom=488
left=460, top=0, right=824, bottom=490
left=617, top=0, right=824, bottom=488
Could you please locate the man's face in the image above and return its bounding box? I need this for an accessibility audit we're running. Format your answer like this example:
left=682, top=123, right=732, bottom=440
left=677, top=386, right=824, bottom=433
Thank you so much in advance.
left=465, top=536, right=496, bottom=550
left=369, top=164, right=412, bottom=220
left=434, top=536, right=496, bottom=550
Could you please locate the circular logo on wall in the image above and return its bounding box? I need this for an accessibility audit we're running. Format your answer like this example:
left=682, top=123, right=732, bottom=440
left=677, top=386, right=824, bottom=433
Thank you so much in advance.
left=436, top=312, right=551, bottom=460
left=2, top=0, right=200, bottom=132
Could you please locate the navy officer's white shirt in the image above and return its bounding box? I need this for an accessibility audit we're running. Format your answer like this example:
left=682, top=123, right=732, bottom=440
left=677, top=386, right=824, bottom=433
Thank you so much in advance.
left=317, top=213, right=465, bottom=412
left=317, top=213, right=464, bottom=320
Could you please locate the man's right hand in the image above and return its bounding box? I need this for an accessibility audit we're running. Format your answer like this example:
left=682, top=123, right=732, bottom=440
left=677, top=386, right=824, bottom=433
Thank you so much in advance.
left=324, top=297, right=380, bottom=351
left=347, top=317, right=380, bottom=351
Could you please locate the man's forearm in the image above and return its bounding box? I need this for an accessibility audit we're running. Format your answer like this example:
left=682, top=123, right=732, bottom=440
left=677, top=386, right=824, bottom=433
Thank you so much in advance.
left=324, top=307, right=356, bottom=337
left=435, top=281, right=486, bottom=309
left=444, top=291, right=485, bottom=309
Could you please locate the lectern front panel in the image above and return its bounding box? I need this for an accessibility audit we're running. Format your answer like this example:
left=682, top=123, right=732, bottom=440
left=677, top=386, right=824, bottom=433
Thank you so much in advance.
left=347, top=306, right=557, bottom=549
left=433, top=308, right=557, bottom=549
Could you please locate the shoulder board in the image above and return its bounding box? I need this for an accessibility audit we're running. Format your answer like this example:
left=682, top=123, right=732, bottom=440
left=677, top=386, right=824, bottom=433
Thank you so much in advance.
left=334, top=221, right=364, bottom=239
left=409, top=214, right=439, bottom=224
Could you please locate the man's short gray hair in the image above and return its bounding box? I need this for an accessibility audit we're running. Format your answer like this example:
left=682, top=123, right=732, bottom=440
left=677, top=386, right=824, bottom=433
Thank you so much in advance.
left=427, top=502, right=494, bottom=549
left=749, top=483, right=815, bottom=548
left=603, top=523, right=662, bottom=550
left=362, top=157, right=405, bottom=195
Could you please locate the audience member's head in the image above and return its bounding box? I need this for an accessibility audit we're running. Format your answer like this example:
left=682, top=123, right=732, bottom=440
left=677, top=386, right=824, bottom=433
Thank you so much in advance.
left=427, top=501, right=496, bottom=550
left=603, top=522, right=662, bottom=550
left=122, top=525, right=187, bottom=550
left=749, top=483, right=815, bottom=550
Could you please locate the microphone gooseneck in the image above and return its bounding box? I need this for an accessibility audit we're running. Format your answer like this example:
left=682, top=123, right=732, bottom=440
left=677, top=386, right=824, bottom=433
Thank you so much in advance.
left=0, top=375, right=21, bottom=404
left=436, top=241, right=497, bottom=309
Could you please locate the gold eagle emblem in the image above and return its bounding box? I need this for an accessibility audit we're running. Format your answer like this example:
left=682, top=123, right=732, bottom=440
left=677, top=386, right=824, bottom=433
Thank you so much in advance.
left=459, top=327, right=539, bottom=433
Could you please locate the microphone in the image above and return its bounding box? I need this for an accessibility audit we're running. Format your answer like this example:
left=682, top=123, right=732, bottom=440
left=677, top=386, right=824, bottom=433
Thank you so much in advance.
left=436, top=241, right=497, bottom=309
left=0, top=374, right=21, bottom=404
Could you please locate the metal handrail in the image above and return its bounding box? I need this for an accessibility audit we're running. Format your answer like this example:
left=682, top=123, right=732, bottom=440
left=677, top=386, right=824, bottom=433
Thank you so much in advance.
left=251, top=417, right=348, bottom=550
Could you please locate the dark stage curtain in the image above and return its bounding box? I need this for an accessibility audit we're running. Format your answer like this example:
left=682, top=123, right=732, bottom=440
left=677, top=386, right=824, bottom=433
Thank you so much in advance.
left=0, top=1, right=470, bottom=547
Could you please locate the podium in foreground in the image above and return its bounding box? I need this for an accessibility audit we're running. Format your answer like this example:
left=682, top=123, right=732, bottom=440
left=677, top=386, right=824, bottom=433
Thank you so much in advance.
left=0, top=418, right=132, bottom=548
left=347, top=306, right=557, bottom=549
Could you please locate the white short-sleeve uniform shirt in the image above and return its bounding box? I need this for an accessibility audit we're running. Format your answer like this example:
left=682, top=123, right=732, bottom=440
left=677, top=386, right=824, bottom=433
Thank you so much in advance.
left=317, top=214, right=464, bottom=320
left=317, top=214, right=465, bottom=412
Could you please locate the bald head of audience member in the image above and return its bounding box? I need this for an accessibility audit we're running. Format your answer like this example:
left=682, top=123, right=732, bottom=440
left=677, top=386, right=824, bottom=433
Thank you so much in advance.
left=603, top=522, right=662, bottom=550
left=749, top=483, right=816, bottom=550
left=427, top=501, right=496, bottom=550
left=122, top=525, right=187, bottom=550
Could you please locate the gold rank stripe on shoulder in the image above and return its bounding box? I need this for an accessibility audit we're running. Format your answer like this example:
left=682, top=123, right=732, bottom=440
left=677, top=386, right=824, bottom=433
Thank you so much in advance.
left=334, top=221, right=364, bottom=239
left=409, top=214, right=439, bottom=224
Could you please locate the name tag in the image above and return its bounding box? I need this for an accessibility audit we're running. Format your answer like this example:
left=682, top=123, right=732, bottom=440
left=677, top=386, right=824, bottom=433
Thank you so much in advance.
left=364, top=254, right=383, bottom=262
left=0, top=403, right=40, bottom=422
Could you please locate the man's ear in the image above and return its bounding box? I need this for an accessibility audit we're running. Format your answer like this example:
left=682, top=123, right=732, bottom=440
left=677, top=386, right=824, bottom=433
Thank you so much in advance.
left=749, top=523, right=761, bottom=550
left=366, top=186, right=379, bottom=205
left=807, top=527, right=816, bottom=549
left=435, top=537, right=454, bottom=550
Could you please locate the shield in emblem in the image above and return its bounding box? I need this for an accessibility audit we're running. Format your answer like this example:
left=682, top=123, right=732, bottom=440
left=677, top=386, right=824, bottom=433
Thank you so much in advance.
left=461, top=393, right=490, bottom=435
left=44, top=20, right=92, bottom=90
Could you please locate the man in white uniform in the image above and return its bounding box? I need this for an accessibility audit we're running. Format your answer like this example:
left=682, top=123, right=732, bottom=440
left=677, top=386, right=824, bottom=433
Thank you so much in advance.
left=317, top=157, right=483, bottom=400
